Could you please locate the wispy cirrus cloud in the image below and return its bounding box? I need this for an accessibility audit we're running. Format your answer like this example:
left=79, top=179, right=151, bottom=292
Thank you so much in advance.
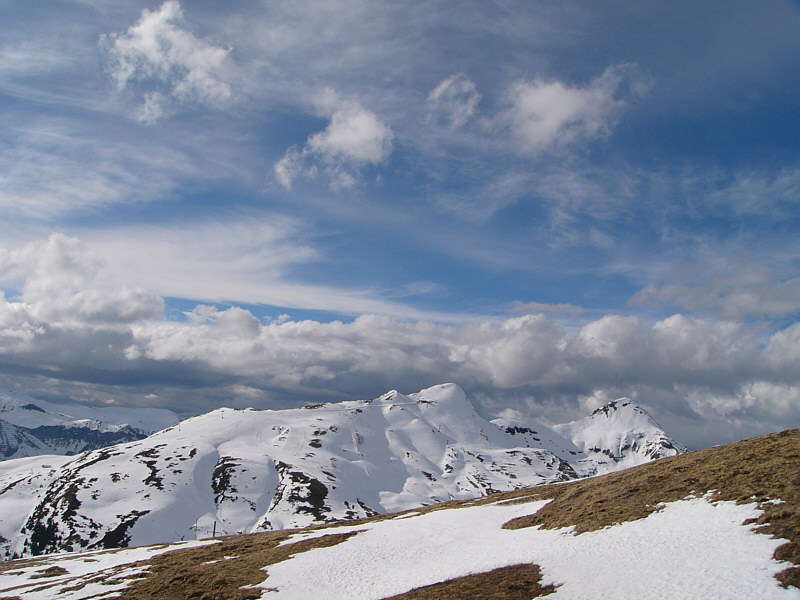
left=0, top=118, right=211, bottom=217
left=631, top=270, right=800, bottom=320
left=427, top=74, right=481, bottom=128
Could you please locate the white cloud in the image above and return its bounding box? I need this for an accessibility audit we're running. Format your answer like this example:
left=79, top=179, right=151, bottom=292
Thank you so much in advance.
left=576, top=315, right=642, bottom=360
left=504, top=63, right=645, bottom=154
left=427, top=74, right=481, bottom=128
left=1, top=236, right=799, bottom=449
left=275, top=95, right=394, bottom=191
left=308, top=106, right=394, bottom=166
left=273, top=147, right=303, bottom=191
left=631, top=270, right=800, bottom=319
left=0, top=233, right=164, bottom=328
left=135, top=91, right=168, bottom=125
left=102, top=0, right=232, bottom=123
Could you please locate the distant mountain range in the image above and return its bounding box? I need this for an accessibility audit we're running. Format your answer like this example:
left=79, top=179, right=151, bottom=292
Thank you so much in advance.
left=0, top=383, right=684, bottom=559
left=0, top=392, right=179, bottom=460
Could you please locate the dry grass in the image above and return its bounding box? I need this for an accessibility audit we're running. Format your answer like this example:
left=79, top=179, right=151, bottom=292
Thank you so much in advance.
left=2, top=428, right=798, bottom=598
left=382, top=563, right=557, bottom=599
left=117, top=530, right=360, bottom=600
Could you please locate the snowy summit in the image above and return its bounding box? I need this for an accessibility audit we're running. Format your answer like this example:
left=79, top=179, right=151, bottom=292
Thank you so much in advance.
left=0, top=383, right=682, bottom=559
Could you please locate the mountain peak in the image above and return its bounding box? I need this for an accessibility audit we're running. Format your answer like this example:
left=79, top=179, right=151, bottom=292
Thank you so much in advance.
left=0, top=384, right=685, bottom=559
left=553, top=397, right=685, bottom=474
left=413, top=383, right=468, bottom=404
left=590, top=398, right=651, bottom=420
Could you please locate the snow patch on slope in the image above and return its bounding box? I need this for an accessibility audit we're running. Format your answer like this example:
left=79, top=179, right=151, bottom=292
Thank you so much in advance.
left=259, top=496, right=797, bottom=600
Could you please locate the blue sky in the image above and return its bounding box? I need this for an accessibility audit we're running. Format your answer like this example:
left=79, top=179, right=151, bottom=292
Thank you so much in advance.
left=1, top=0, right=799, bottom=448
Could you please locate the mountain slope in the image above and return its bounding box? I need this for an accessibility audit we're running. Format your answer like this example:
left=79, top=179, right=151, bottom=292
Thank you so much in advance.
left=0, top=418, right=53, bottom=459
left=0, top=392, right=178, bottom=459
left=0, top=384, right=683, bottom=559
left=0, top=427, right=797, bottom=599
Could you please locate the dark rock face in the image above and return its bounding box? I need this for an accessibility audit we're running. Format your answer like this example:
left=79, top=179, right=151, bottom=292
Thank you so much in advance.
left=22, top=449, right=124, bottom=556
left=212, top=457, right=240, bottom=505
left=272, top=462, right=332, bottom=522
left=92, top=510, right=150, bottom=550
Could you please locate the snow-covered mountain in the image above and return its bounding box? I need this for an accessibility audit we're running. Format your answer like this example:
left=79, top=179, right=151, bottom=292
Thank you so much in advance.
left=0, top=383, right=683, bottom=559
left=552, top=399, right=688, bottom=474
left=0, top=419, right=51, bottom=459
left=0, top=392, right=179, bottom=460
left=1, top=426, right=796, bottom=599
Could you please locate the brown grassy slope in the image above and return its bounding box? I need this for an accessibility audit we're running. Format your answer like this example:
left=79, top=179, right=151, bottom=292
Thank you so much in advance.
left=382, top=563, right=557, bottom=600
left=119, top=531, right=359, bottom=600
left=2, top=427, right=797, bottom=599
left=499, top=427, right=800, bottom=588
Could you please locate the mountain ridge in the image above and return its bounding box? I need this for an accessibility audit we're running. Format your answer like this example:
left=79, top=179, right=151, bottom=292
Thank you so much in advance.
left=0, top=392, right=179, bottom=460
left=0, top=383, right=683, bottom=560
left=0, top=427, right=797, bottom=599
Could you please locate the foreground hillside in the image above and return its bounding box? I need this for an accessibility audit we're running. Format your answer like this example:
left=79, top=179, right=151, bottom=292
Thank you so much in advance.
left=0, top=428, right=797, bottom=599
left=0, top=384, right=682, bottom=559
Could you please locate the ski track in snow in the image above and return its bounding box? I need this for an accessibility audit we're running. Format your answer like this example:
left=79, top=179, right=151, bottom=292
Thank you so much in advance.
left=259, top=496, right=800, bottom=600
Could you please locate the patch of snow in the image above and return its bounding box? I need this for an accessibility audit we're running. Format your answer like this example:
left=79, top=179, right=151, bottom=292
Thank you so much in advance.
left=258, top=497, right=798, bottom=600
left=0, top=539, right=218, bottom=599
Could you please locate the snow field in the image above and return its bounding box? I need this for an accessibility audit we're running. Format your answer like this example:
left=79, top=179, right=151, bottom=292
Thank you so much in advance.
left=258, top=496, right=800, bottom=600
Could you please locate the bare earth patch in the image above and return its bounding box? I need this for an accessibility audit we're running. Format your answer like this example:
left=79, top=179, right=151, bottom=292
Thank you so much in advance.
left=381, top=563, right=557, bottom=599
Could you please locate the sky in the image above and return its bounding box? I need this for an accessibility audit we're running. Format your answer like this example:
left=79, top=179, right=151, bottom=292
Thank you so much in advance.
left=1, top=0, right=799, bottom=449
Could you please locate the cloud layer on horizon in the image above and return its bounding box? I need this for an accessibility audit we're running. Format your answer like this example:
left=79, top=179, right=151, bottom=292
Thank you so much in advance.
left=1, top=234, right=799, bottom=448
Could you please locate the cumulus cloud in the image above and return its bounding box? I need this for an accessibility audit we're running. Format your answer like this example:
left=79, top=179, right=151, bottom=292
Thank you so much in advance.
left=504, top=63, right=647, bottom=154
left=101, top=0, right=232, bottom=123
left=0, top=233, right=164, bottom=328
left=427, top=73, right=481, bottom=128
left=275, top=94, right=394, bottom=191
left=307, top=106, right=394, bottom=166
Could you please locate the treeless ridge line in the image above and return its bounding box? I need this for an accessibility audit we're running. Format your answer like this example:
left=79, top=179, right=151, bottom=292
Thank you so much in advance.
left=2, top=428, right=798, bottom=599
